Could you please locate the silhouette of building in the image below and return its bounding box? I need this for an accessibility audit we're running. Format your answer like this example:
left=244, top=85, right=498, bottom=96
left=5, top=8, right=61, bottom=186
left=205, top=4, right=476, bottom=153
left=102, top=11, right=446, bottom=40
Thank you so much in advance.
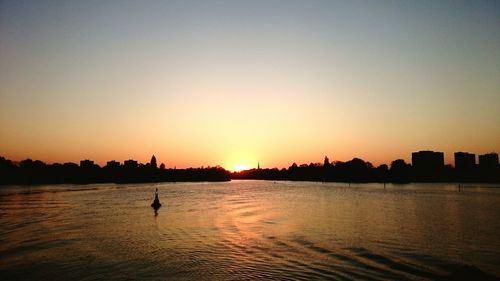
left=257, top=162, right=260, bottom=170
left=150, top=155, right=157, bottom=169
left=454, top=152, right=475, bottom=170
left=412, top=151, right=444, bottom=180
left=106, top=160, right=120, bottom=169
left=412, top=151, right=444, bottom=169
left=479, top=153, right=498, bottom=168
left=80, top=159, right=95, bottom=169
left=124, top=159, right=138, bottom=169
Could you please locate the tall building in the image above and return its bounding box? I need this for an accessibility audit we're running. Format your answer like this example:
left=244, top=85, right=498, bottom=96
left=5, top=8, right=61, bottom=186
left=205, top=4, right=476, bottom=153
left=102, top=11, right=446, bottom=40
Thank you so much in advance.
left=454, top=152, right=475, bottom=170
left=479, top=153, right=499, bottom=168
left=412, top=151, right=444, bottom=170
left=412, top=151, right=445, bottom=180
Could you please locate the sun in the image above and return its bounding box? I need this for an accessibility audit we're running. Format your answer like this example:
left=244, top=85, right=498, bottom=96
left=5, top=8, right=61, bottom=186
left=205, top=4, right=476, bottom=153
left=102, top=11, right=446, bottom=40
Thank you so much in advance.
left=233, top=164, right=249, bottom=172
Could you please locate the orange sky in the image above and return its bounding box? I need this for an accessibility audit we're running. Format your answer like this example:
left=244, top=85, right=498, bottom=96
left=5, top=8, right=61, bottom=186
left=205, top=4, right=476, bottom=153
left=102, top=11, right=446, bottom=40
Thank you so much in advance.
left=1, top=1, right=499, bottom=171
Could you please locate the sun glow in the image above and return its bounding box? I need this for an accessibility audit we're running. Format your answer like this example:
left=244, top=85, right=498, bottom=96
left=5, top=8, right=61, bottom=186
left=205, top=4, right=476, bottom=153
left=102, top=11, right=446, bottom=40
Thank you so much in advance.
left=233, top=164, right=250, bottom=172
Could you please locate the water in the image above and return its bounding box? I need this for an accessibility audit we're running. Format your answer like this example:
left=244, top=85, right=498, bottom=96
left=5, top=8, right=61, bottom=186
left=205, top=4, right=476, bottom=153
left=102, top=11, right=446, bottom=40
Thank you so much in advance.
left=1, top=181, right=499, bottom=280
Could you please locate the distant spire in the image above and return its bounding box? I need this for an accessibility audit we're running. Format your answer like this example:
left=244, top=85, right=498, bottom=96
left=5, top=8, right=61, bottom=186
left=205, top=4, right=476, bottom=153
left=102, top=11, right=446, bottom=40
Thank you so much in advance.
left=150, top=155, right=157, bottom=169
left=258, top=162, right=260, bottom=170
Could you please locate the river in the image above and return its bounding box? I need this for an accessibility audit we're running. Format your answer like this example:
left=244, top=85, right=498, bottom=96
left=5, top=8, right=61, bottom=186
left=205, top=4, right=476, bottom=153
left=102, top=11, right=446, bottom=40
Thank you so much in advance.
left=1, top=181, right=499, bottom=280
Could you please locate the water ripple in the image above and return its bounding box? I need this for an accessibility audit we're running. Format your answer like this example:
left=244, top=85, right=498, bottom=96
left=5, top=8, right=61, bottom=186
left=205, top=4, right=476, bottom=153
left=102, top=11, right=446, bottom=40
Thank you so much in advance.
left=1, top=181, right=499, bottom=280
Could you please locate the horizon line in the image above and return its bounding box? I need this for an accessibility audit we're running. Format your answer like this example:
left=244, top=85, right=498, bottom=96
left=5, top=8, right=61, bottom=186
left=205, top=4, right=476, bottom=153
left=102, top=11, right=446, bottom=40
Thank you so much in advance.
left=2, top=150, right=498, bottom=171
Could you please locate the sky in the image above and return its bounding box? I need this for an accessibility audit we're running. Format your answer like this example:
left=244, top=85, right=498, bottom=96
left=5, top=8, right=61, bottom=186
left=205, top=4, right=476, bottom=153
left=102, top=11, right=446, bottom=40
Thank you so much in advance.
left=1, top=0, right=499, bottom=170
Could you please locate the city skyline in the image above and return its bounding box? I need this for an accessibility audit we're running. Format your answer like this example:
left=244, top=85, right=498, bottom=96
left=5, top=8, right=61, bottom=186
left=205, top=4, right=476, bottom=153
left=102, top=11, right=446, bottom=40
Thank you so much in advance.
left=2, top=150, right=498, bottom=172
left=1, top=0, right=499, bottom=171
left=2, top=149, right=499, bottom=185
left=1, top=147, right=499, bottom=171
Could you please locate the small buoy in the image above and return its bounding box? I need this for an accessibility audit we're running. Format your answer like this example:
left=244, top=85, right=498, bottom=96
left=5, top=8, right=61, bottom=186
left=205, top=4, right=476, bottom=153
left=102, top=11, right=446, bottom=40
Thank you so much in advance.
left=151, top=188, right=162, bottom=209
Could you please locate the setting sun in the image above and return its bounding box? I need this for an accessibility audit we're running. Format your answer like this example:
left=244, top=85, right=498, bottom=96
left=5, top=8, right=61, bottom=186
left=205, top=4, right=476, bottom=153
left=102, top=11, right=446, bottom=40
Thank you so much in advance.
left=233, top=164, right=249, bottom=172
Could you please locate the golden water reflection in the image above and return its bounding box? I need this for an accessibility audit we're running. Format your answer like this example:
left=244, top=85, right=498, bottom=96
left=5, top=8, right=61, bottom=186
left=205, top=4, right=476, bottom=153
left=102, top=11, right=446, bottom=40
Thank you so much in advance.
left=1, top=181, right=500, bottom=280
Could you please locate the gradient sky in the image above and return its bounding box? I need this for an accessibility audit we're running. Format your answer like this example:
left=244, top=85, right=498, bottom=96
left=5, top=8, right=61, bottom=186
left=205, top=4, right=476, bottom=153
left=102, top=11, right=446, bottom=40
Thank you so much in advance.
left=1, top=0, right=499, bottom=170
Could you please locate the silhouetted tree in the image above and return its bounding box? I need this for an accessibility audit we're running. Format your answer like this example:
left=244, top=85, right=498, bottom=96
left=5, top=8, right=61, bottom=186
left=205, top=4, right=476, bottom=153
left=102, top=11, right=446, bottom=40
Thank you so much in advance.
left=324, top=156, right=331, bottom=167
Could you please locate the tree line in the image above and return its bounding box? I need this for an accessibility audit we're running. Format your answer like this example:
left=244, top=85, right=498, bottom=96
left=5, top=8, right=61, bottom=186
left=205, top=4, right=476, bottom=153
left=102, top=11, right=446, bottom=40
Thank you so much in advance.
left=0, top=156, right=230, bottom=185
